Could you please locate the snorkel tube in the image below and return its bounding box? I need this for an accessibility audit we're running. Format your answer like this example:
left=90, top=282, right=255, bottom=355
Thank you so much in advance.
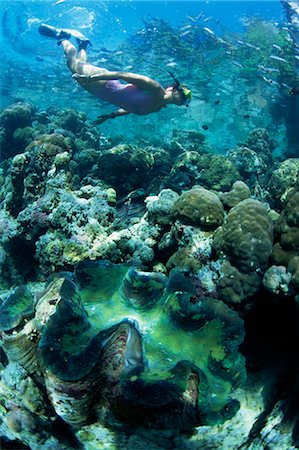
left=168, top=71, right=192, bottom=106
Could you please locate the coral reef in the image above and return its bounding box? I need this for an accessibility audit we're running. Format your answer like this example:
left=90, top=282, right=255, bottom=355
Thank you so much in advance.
left=0, top=100, right=298, bottom=448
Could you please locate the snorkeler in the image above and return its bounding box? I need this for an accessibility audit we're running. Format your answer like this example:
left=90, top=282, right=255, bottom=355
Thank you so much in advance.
left=38, top=24, right=192, bottom=124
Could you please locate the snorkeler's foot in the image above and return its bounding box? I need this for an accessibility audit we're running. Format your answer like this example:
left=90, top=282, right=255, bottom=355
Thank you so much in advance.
left=39, top=24, right=71, bottom=42
left=76, top=38, right=92, bottom=51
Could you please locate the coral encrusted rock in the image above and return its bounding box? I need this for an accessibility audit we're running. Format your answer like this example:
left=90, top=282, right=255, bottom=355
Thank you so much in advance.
left=172, top=186, right=224, bottom=230
left=213, top=198, right=273, bottom=306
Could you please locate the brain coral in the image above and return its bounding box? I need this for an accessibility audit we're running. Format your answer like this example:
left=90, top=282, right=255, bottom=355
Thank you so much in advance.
left=213, top=198, right=273, bottom=305
left=172, top=186, right=224, bottom=230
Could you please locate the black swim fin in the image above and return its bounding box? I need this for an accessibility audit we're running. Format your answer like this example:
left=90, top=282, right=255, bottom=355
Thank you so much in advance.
left=39, top=24, right=71, bottom=41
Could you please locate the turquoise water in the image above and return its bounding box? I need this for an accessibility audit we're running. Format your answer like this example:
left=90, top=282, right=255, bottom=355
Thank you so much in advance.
left=0, top=0, right=294, bottom=153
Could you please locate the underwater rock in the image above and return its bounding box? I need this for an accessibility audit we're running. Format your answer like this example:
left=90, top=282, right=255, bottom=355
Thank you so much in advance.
left=198, top=155, right=241, bottom=191
left=2, top=133, right=74, bottom=218
left=166, top=227, right=213, bottom=273
left=227, top=146, right=266, bottom=179
left=268, top=158, right=299, bottom=208
left=271, top=186, right=299, bottom=267
left=0, top=102, right=36, bottom=161
left=0, top=362, right=72, bottom=450
left=96, top=144, right=155, bottom=194
left=213, top=198, right=273, bottom=273
left=0, top=102, right=36, bottom=133
left=172, top=186, right=224, bottom=230
left=13, top=126, right=35, bottom=153
left=56, top=108, right=86, bottom=133
left=221, top=180, right=251, bottom=209
left=213, top=198, right=273, bottom=306
left=244, top=128, right=276, bottom=163
left=287, top=256, right=299, bottom=290
left=145, top=189, right=179, bottom=225
left=263, top=265, right=292, bottom=295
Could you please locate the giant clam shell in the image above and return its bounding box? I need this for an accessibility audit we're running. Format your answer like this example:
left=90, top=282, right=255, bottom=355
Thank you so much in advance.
left=0, top=286, right=39, bottom=374
left=121, top=268, right=168, bottom=310
left=38, top=275, right=146, bottom=426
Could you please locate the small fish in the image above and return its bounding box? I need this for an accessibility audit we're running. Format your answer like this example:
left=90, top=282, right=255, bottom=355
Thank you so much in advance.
left=187, top=16, right=197, bottom=23
left=203, top=17, right=212, bottom=23
left=258, top=64, right=279, bottom=74
left=202, top=124, right=209, bottom=130
left=180, top=30, right=192, bottom=37
left=166, top=61, right=178, bottom=68
left=260, top=75, right=280, bottom=86
left=53, top=0, right=65, bottom=4
left=203, top=27, right=215, bottom=36
left=214, top=99, right=221, bottom=105
left=232, top=60, right=244, bottom=68
left=243, top=114, right=250, bottom=119
left=244, top=42, right=260, bottom=51
left=269, top=55, right=288, bottom=63
left=272, top=44, right=282, bottom=51
left=180, top=24, right=192, bottom=31
left=281, top=82, right=292, bottom=90
left=216, top=37, right=227, bottom=45
left=187, top=12, right=204, bottom=22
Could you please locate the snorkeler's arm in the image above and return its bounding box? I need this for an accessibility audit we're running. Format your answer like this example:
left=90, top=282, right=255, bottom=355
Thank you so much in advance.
left=73, top=72, right=161, bottom=94
left=93, top=108, right=130, bottom=125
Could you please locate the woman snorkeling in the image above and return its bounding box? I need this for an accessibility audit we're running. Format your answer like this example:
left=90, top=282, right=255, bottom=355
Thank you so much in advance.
left=39, top=24, right=192, bottom=124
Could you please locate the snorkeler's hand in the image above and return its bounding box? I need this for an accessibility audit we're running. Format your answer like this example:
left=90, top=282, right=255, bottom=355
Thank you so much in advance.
left=93, top=113, right=116, bottom=125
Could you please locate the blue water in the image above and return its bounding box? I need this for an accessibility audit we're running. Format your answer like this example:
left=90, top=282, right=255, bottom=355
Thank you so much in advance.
left=0, top=1, right=295, bottom=152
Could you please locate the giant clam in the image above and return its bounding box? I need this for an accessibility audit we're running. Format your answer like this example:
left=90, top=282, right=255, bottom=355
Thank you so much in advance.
left=0, top=260, right=246, bottom=431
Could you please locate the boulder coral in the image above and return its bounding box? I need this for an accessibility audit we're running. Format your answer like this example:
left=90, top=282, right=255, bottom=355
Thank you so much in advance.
left=172, top=186, right=224, bottom=230
left=213, top=198, right=273, bottom=306
left=221, top=181, right=251, bottom=209
left=272, top=186, right=299, bottom=267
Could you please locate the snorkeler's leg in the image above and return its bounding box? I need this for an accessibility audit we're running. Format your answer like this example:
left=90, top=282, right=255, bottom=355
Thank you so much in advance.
left=60, top=40, right=109, bottom=77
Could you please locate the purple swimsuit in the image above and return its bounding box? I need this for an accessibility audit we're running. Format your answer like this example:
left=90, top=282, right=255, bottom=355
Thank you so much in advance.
left=99, top=80, right=154, bottom=115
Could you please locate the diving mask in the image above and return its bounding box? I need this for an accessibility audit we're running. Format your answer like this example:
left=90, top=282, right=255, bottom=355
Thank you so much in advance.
left=168, top=71, right=192, bottom=106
